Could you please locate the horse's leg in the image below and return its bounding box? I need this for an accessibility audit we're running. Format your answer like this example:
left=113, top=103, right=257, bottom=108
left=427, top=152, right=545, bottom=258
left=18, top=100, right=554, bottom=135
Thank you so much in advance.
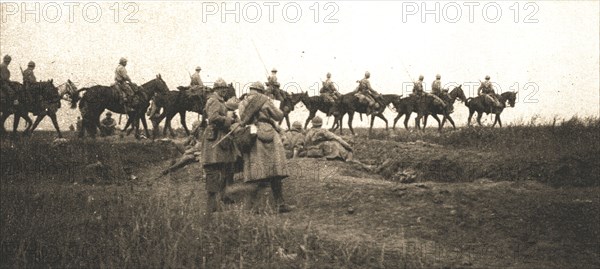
left=392, top=113, right=402, bottom=130
left=166, top=112, right=176, bottom=138
left=414, top=113, right=422, bottom=130
left=404, top=112, right=411, bottom=130
left=11, top=114, right=21, bottom=139
left=48, top=112, right=63, bottom=138
left=285, top=114, right=291, bottom=130
left=29, top=113, right=47, bottom=136
left=380, top=113, right=388, bottom=131
left=423, top=115, right=429, bottom=129
left=126, top=114, right=135, bottom=136
left=467, top=110, right=474, bottom=127
left=152, top=111, right=167, bottom=139
left=140, top=114, right=150, bottom=138
left=348, top=112, right=355, bottom=136
left=304, top=111, right=316, bottom=130
left=497, top=114, right=503, bottom=127
left=447, top=115, right=456, bottom=129
left=430, top=114, right=442, bottom=131
left=476, top=112, right=483, bottom=126
left=0, top=112, right=10, bottom=136
left=21, top=114, right=33, bottom=134
left=180, top=111, right=189, bottom=136
left=369, top=114, right=376, bottom=137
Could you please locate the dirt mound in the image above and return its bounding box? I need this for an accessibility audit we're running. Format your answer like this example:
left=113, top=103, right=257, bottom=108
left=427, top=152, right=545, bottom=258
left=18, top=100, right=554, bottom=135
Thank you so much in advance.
left=1, top=139, right=179, bottom=184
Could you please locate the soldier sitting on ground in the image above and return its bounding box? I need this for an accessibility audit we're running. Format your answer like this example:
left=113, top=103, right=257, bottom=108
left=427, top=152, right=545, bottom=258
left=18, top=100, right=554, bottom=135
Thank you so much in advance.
left=304, top=116, right=354, bottom=162
left=99, top=111, right=117, bottom=136
left=281, top=121, right=305, bottom=159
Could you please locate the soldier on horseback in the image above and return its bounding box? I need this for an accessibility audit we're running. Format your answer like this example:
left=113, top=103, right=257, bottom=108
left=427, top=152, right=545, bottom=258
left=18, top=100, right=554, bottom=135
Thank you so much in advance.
left=431, top=74, right=452, bottom=113
left=412, top=75, right=425, bottom=96
left=22, top=61, right=46, bottom=115
left=114, top=57, right=137, bottom=112
left=320, top=72, right=340, bottom=116
left=354, top=71, right=381, bottom=115
left=266, top=68, right=285, bottom=101
left=190, top=66, right=204, bottom=87
left=0, top=54, right=20, bottom=108
left=478, top=75, right=502, bottom=108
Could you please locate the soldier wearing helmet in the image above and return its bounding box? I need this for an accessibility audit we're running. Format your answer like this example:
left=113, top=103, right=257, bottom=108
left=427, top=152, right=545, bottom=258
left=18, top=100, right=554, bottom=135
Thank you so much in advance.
left=0, top=54, right=19, bottom=106
left=237, top=80, right=292, bottom=213
left=304, top=115, right=353, bottom=161
left=201, top=77, right=238, bottom=214
left=355, top=71, right=381, bottom=115
left=114, top=57, right=136, bottom=112
left=23, top=61, right=37, bottom=86
left=99, top=111, right=117, bottom=136
left=266, top=68, right=284, bottom=101
left=430, top=73, right=451, bottom=112
left=190, top=66, right=204, bottom=89
left=320, top=72, right=340, bottom=116
left=478, top=75, right=501, bottom=108
left=282, top=120, right=305, bottom=159
left=412, top=75, right=425, bottom=96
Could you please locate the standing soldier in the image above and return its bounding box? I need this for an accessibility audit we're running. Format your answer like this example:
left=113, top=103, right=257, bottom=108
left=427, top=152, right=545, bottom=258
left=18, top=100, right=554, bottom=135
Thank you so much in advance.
left=320, top=72, right=340, bottom=116
left=237, top=81, right=292, bottom=213
left=201, top=78, right=238, bottom=214
left=478, top=75, right=501, bottom=108
left=0, top=54, right=19, bottom=107
left=114, top=57, right=136, bottom=112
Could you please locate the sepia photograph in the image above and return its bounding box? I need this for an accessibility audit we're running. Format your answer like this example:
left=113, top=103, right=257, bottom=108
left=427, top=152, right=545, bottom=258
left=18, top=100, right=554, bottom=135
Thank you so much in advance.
left=1, top=1, right=599, bottom=268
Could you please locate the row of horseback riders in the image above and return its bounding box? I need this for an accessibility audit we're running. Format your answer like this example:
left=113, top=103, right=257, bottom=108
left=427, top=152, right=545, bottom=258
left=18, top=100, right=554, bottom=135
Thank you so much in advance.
left=0, top=55, right=46, bottom=114
left=2, top=54, right=502, bottom=118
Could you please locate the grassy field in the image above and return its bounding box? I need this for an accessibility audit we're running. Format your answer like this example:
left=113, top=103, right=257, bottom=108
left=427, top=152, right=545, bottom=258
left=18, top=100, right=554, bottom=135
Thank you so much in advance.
left=1, top=117, right=599, bottom=268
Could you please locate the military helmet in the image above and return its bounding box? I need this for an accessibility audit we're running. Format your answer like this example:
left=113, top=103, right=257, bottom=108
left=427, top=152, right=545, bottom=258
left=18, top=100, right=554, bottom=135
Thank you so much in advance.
left=213, top=78, right=228, bottom=89
left=485, top=75, right=490, bottom=80
left=106, top=111, right=113, bottom=116
left=365, top=71, right=370, bottom=77
left=28, top=61, right=35, bottom=67
left=292, top=121, right=302, bottom=130
left=119, top=57, right=127, bottom=64
left=3, top=55, right=11, bottom=62
left=195, top=66, right=201, bottom=71
left=311, top=116, right=323, bottom=127
left=436, top=74, right=441, bottom=79
left=249, top=81, right=265, bottom=92
left=271, top=68, right=278, bottom=73
left=326, top=72, right=331, bottom=78
left=418, top=75, right=424, bottom=81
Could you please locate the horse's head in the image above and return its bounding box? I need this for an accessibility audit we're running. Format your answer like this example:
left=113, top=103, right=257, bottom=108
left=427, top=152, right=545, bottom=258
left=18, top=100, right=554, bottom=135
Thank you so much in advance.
left=58, top=79, right=80, bottom=109
left=289, top=92, right=306, bottom=106
left=223, top=83, right=237, bottom=101
left=143, top=74, right=169, bottom=97
left=502, top=91, right=517, bottom=107
left=35, top=79, right=62, bottom=112
left=450, top=85, right=467, bottom=103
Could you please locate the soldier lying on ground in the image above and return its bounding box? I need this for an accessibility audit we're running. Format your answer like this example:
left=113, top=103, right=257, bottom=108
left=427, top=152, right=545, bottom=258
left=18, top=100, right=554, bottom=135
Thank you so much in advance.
left=304, top=116, right=354, bottom=162
left=160, top=121, right=203, bottom=175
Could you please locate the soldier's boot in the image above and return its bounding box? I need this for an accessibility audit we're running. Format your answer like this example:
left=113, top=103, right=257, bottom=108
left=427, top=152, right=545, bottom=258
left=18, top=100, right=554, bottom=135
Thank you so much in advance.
left=271, top=178, right=293, bottom=213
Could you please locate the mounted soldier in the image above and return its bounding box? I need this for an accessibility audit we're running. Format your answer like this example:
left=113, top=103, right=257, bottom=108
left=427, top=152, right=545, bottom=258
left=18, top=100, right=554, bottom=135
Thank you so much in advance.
left=266, top=68, right=285, bottom=101
left=22, top=61, right=45, bottom=115
left=353, top=71, right=381, bottom=115
left=412, top=75, right=425, bottom=96
left=478, top=75, right=502, bottom=108
left=431, top=74, right=452, bottom=112
left=320, top=72, right=340, bottom=116
left=114, top=57, right=138, bottom=112
left=0, top=54, right=19, bottom=108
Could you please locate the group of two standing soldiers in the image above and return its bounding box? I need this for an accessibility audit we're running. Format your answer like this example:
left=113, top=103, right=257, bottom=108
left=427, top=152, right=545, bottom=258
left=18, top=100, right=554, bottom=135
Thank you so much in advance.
left=201, top=78, right=292, bottom=214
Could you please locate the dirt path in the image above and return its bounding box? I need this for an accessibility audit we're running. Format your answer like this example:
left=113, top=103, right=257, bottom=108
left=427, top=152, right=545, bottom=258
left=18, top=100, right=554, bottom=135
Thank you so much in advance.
left=136, top=157, right=599, bottom=268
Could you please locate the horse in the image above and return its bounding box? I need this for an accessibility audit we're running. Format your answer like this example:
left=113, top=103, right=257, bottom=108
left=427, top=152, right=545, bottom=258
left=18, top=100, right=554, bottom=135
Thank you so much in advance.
left=421, top=85, right=468, bottom=131
left=77, top=74, right=169, bottom=139
left=279, top=92, right=306, bottom=130
left=465, top=91, right=517, bottom=127
left=330, top=93, right=401, bottom=136
left=1, top=80, right=65, bottom=138
left=391, top=95, right=419, bottom=130
left=151, top=84, right=236, bottom=138
left=412, top=86, right=467, bottom=131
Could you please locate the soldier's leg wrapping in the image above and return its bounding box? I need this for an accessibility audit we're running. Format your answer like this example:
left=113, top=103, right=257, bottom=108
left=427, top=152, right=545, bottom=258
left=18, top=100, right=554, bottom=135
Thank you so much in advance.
left=204, top=163, right=227, bottom=213
left=270, top=178, right=284, bottom=206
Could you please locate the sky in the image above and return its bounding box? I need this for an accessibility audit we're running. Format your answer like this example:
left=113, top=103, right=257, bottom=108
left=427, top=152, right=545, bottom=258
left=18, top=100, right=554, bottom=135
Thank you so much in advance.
left=1, top=1, right=599, bottom=130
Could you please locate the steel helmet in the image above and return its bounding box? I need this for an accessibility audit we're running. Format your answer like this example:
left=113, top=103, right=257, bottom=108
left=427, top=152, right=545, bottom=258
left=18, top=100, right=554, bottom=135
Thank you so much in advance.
left=195, top=66, right=201, bottom=71
left=28, top=61, right=35, bottom=67
left=249, top=81, right=265, bottom=92
left=106, top=111, right=113, bottom=116
left=213, top=78, right=228, bottom=89
left=292, top=121, right=302, bottom=130
left=326, top=72, right=331, bottom=78
left=436, top=74, right=441, bottom=79
left=311, top=116, right=323, bottom=127
left=119, top=57, right=127, bottom=64
left=418, top=75, right=424, bottom=81
left=485, top=75, right=490, bottom=80
left=271, top=68, right=278, bottom=73
left=3, top=55, right=11, bottom=62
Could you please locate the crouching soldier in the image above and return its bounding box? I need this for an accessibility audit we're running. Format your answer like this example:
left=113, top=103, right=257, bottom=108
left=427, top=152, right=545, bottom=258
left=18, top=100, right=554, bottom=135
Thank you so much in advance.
left=304, top=116, right=354, bottom=161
